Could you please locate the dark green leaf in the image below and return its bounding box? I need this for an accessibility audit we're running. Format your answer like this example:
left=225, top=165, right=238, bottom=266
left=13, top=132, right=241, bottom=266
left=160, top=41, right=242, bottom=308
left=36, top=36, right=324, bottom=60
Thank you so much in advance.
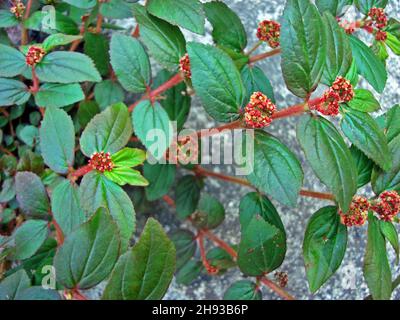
left=80, top=103, right=132, bottom=157
left=350, top=145, right=374, bottom=188
left=203, top=1, right=247, bottom=52
left=16, top=287, right=60, bottom=300
left=143, top=162, right=176, bottom=201
left=303, top=206, right=347, bottom=293
left=14, top=220, right=48, bottom=260
left=241, top=65, right=275, bottom=104
left=0, top=44, right=28, bottom=77
left=0, top=10, right=19, bottom=28
left=176, top=259, right=202, bottom=285
left=84, top=32, right=110, bottom=76
left=0, top=178, right=15, bottom=203
left=0, top=270, right=30, bottom=300
left=77, top=100, right=100, bottom=127
left=54, top=208, right=120, bottom=289
left=355, top=0, right=388, bottom=14
left=175, top=175, right=203, bottom=219
left=297, top=116, right=357, bottom=212
left=191, top=194, right=225, bottom=230
left=170, top=229, right=197, bottom=270
left=110, top=34, right=151, bottom=93
left=0, top=78, right=31, bottom=106
left=15, top=172, right=50, bottom=218
left=42, top=33, right=82, bottom=52
left=363, top=214, right=392, bottom=300
left=386, top=104, right=400, bottom=142
left=35, top=83, right=85, bottom=108
left=99, top=0, right=135, bottom=19
left=223, top=280, right=262, bottom=300
left=349, top=35, right=387, bottom=93
left=281, top=0, right=326, bottom=98
left=94, top=80, right=124, bottom=110
left=380, top=220, right=399, bottom=264
left=63, top=0, right=97, bottom=9
left=40, top=107, right=75, bottom=174
left=102, top=218, right=175, bottom=300
left=347, top=89, right=380, bottom=112
left=187, top=42, right=244, bottom=123
left=316, top=0, right=352, bottom=16
left=147, top=0, right=205, bottom=35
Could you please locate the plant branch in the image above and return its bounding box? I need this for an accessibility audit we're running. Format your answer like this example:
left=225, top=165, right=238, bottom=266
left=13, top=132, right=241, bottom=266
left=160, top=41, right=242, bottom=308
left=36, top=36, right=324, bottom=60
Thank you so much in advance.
left=20, top=0, right=33, bottom=45
left=95, top=12, right=103, bottom=33
left=29, top=67, right=40, bottom=94
left=69, top=165, right=93, bottom=180
left=249, top=48, right=281, bottom=63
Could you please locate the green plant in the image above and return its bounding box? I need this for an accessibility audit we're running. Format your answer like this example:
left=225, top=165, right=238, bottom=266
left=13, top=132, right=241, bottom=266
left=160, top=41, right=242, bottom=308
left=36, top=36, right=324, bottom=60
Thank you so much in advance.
left=0, top=0, right=399, bottom=301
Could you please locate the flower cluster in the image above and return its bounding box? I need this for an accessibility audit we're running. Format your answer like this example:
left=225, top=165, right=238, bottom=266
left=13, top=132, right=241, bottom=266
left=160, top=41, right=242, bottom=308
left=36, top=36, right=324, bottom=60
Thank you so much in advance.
left=340, top=196, right=370, bottom=227
left=10, top=0, right=25, bottom=19
left=244, top=92, right=276, bottom=128
left=26, top=46, right=46, bottom=66
left=274, top=272, right=288, bottom=288
left=368, top=7, right=388, bottom=41
left=317, top=77, right=354, bottom=116
left=179, top=53, right=191, bottom=79
left=256, top=20, right=281, bottom=48
left=88, top=151, right=114, bottom=172
left=372, top=190, right=400, bottom=222
left=337, top=19, right=357, bottom=35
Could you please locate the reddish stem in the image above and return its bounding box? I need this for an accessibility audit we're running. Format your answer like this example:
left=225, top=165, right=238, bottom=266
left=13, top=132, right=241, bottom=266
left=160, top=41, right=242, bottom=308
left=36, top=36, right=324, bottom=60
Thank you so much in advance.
left=272, top=96, right=324, bottom=120
left=52, top=219, right=64, bottom=246
left=70, top=165, right=93, bottom=179
left=95, top=13, right=103, bottom=33
left=162, top=195, right=176, bottom=207
left=0, top=146, right=15, bottom=157
left=259, top=277, right=296, bottom=301
left=132, top=25, right=140, bottom=38
left=197, top=232, right=216, bottom=273
left=201, top=229, right=237, bottom=259
left=21, top=0, right=33, bottom=45
left=29, top=67, right=40, bottom=94
left=249, top=48, right=281, bottom=63
left=23, top=0, right=33, bottom=20
left=71, top=289, right=88, bottom=300
left=195, top=120, right=243, bottom=138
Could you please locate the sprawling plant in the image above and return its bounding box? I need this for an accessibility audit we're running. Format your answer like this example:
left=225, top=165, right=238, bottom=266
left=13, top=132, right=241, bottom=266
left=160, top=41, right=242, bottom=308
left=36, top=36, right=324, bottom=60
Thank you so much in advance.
left=0, top=0, right=399, bottom=301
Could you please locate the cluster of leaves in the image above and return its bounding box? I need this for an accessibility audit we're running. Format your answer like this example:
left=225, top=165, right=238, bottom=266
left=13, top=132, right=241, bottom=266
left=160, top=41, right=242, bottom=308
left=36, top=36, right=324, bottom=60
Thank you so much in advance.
left=0, top=0, right=399, bottom=300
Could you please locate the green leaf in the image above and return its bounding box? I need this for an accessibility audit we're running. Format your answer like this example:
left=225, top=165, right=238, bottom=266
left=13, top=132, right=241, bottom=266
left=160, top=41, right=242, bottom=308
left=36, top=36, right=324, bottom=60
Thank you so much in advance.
left=15, top=287, right=60, bottom=300
left=316, top=0, right=352, bottom=16
left=297, top=116, right=357, bottom=212
left=0, top=270, right=30, bottom=300
left=104, top=167, right=149, bottom=187
left=94, top=80, right=124, bottom=110
left=176, top=259, right=202, bottom=285
left=0, top=10, right=19, bottom=28
left=223, top=280, right=262, bottom=300
left=0, top=78, right=31, bottom=106
left=103, top=218, right=176, bottom=300
left=349, top=35, right=387, bottom=93
left=35, top=83, right=84, bottom=108
left=99, top=0, right=135, bottom=19
left=40, top=107, right=75, bottom=174
left=132, top=100, right=172, bottom=160
left=77, top=100, right=100, bottom=127
left=345, top=60, right=359, bottom=86
left=15, top=172, right=50, bottom=218
left=132, top=4, right=186, bottom=69
left=386, top=32, right=400, bottom=55
left=62, top=0, right=97, bottom=9
left=386, top=104, right=400, bottom=142
left=244, top=130, right=304, bottom=207
left=371, top=40, right=389, bottom=61
left=207, top=247, right=236, bottom=271
left=51, top=180, right=86, bottom=236
left=110, top=34, right=151, bottom=93
left=147, top=0, right=205, bottom=35
left=42, top=33, right=82, bottom=52
left=341, top=109, right=391, bottom=171
left=153, top=69, right=190, bottom=131
left=372, top=134, right=400, bottom=194
left=380, top=220, right=399, bottom=264
left=144, top=162, right=176, bottom=201
left=17, top=150, right=44, bottom=175
left=350, top=145, right=374, bottom=188
left=14, top=220, right=48, bottom=260
left=281, top=0, right=326, bottom=98
left=54, top=208, right=120, bottom=289
left=355, top=0, right=388, bottom=14
left=18, top=125, right=38, bottom=147
left=175, top=175, right=203, bottom=219
left=171, top=229, right=197, bottom=270
left=36, top=51, right=101, bottom=83
left=187, top=42, right=244, bottom=123
left=241, top=65, right=275, bottom=104
left=0, top=178, right=15, bottom=203
left=363, top=214, right=392, bottom=300
left=80, top=171, right=135, bottom=250
left=347, top=89, right=380, bottom=112
left=0, top=44, right=28, bottom=77
left=237, top=214, right=286, bottom=276
left=322, top=12, right=353, bottom=85
left=191, top=194, right=225, bottom=230
left=80, top=103, right=132, bottom=157
left=203, top=1, right=247, bottom=52
left=303, top=206, right=347, bottom=293
left=111, top=147, right=146, bottom=167
left=84, top=32, right=110, bottom=76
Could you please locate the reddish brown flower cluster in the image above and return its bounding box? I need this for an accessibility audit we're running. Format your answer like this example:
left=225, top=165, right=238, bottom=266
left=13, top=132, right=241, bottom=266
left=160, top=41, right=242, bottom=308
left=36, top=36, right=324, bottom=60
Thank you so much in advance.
left=26, top=46, right=46, bottom=66
left=372, top=190, right=400, bottom=222
left=179, top=53, right=191, bottom=79
left=317, top=77, right=354, bottom=116
left=340, top=196, right=370, bottom=227
left=368, top=7, right=388, bottom=41
left=10, top=0, right=25, bottom=19
left=274, top=272, right=288, bottom=288
left=338, top=18, right=357, bottom=35
left=256, top=20, right=281, bottom=48
left=88, top=151, right=114, bottom=172
left=244, top=92, right=276, bottom=128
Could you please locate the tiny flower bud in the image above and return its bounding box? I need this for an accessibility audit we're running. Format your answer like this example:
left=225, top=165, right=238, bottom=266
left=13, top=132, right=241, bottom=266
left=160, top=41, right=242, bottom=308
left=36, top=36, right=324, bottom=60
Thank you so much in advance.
left=340, top=196, right=370, bottom=227
left=368, top=7, right=388, bottom=29
left=274, top=271, right=288, bottom=288
left=331, top=76, right=354, bottom=103
left=244, top=92, right=276, bottom=128
left=256, top=20, right=281, bottom=48
left=179, top=53, right=191, bottom=79
left=26, top=46, right=46, bottom=66
left=88, top=151, right=114, bottom=172
left=372, top=190, right=400, bottom=222
left=375, top=30, right=388, bottom=41
left=10, top=0, right=25, bottom=19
